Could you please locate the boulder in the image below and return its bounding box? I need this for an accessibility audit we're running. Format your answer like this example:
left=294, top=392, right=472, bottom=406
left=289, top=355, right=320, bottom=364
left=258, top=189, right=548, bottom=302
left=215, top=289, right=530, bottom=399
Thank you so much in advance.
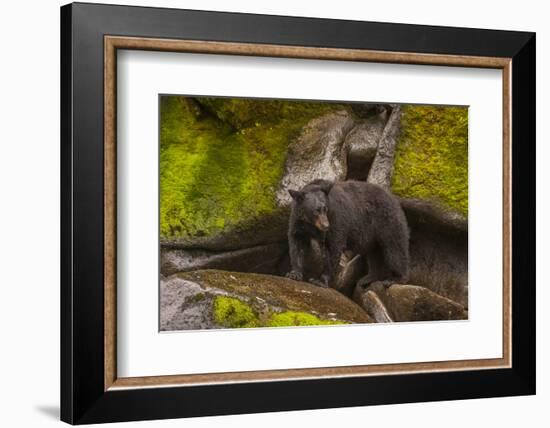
left=353, top=282, right=468, bottom=322
left=276, top=110, right=355, bottom=206
left=161, top=277, right=217, bottom=331
left=160, top=269, right=373, bottom=331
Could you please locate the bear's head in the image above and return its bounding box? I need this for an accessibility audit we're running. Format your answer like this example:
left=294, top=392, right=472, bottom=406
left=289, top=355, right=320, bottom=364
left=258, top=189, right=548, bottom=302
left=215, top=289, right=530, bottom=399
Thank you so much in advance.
left=288, top=180, right=332, bottom=232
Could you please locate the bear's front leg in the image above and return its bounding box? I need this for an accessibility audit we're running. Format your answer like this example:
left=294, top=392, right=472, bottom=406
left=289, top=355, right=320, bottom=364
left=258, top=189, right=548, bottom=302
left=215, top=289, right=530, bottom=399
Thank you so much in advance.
left=286, top=233, right=306, bottom=282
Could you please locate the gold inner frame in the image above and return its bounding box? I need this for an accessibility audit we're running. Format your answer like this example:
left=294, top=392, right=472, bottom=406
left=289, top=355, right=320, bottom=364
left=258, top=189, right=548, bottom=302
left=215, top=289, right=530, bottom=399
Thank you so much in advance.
left=104, top=35, right=512, bottom=391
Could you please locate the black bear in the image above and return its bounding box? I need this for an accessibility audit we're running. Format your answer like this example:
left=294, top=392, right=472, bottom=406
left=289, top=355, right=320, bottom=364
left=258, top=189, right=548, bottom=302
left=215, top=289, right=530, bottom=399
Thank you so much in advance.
left=287, top=179, right=409, bottom=289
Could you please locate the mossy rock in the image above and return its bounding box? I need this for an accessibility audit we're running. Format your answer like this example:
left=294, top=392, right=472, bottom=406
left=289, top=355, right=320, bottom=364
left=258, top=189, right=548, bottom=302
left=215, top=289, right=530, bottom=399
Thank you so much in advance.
left=160, top=269, right=372, bottom=331
left=392, top=105, right=468, bottom=216
left=212, top=297, right=346, bottom=329
left=161, top=98, right=468, bottom=251
left=213, top=296, right=259, bottom=328
left=160, top=96, right=341, bottom=243
left=268, top=311, right=345, bottom=327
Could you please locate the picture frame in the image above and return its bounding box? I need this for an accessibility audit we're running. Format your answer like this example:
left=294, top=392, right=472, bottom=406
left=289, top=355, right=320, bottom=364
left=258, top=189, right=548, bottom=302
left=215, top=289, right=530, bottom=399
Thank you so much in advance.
left=60, top=2, right=535, bottom=424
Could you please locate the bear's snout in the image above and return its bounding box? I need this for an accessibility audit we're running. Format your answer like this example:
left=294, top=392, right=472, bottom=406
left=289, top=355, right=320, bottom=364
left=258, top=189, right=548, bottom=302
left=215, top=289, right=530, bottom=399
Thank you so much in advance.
left=315, top=214, right=330, bottom=232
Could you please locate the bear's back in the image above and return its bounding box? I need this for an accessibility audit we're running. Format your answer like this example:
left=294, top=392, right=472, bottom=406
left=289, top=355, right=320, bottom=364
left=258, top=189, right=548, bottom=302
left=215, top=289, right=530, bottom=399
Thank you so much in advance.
left=330, top=180, right=405, bottom=229
left=328, top=180, right=408, bottom=253
left=330, top=180, right=393, bottom=209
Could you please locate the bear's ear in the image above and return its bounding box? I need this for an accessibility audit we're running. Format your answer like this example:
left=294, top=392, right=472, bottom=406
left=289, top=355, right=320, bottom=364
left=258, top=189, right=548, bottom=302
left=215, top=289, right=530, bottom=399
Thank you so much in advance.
left=288, top=189, right=304, bottom=201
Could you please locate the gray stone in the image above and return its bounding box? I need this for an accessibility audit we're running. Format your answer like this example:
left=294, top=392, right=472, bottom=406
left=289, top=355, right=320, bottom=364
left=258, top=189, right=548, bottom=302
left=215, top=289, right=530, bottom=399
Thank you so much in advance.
left=161, top=242, right=287, bottom=276
left=276, top=110, right=355, bottom=206
left=160, top=277, right=222, bottom=331
left=160, top=269, right=373, bottom=331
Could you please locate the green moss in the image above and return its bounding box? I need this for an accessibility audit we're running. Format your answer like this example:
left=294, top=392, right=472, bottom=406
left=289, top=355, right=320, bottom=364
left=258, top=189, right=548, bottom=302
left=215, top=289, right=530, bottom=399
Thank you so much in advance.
left=392, top=105, right=468, bottom=216
left=267, top=311, right=346, bottom=327
left=160, top=96, right=340, bottom=240
left=213, top=296, right=259, bottom=328
left=212, top=294, right=347, bottom=329
left=196, top=97, right=337, bottom=130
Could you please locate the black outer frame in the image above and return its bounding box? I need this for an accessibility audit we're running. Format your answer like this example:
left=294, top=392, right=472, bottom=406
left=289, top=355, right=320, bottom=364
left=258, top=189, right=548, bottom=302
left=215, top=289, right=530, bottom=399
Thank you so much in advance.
left=60, top=2, right=535, bottom=424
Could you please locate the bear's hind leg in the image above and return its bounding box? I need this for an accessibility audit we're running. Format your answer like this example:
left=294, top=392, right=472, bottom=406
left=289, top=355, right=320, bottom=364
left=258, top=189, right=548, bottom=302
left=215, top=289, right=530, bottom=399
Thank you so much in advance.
left=379, top=241, right=409, bottom=287
left=356, top=248, right=388, bottom=288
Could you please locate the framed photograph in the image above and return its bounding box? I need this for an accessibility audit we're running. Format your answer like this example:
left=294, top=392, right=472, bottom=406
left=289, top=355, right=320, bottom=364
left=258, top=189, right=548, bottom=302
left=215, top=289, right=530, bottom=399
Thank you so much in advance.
left=60, top=2, right=535, bottom=424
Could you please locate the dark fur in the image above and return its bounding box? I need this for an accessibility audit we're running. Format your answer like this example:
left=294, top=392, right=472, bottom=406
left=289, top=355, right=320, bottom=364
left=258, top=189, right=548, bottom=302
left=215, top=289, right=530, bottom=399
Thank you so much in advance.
left=287, top=180, right=410, bottom=288
left=286, top=179, right=333, bottom=285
